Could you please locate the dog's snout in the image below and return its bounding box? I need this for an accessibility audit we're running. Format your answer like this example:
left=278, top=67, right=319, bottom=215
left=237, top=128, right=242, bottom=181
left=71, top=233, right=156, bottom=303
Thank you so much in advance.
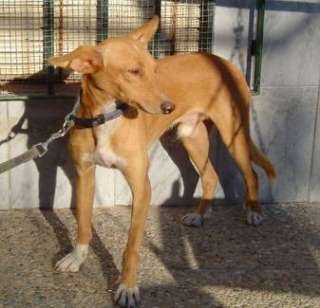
left=160, top=101, right=175, bottom=114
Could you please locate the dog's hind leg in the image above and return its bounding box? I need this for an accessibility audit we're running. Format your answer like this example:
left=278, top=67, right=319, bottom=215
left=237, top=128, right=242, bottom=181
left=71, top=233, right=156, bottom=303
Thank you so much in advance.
left=231, top=131, right=262, bottom=225
left=209, top=107, right=263, bottom=225
left=179, top=121, right=218, bottom=227
left=55, top=163, right=96, bottom=272
left=115, top=155, right=150, bottom=308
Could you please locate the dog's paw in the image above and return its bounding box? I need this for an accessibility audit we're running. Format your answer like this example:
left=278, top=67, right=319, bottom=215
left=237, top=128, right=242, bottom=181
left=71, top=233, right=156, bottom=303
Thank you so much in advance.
left=115, top=283, right=140, bottom=308
left=246, top=209, right=264, bottom=225
left=182, top=212, right=204, bottom=227
left=55, top=244, right=88, bottom=272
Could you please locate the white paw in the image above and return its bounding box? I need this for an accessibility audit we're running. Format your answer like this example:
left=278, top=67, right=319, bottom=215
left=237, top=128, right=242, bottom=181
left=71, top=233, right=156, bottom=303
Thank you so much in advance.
left=55, top=244, right=88, bottom=272
left=246, top=209, right=264, bottom=225
left=115, top=283, right=140, bottom=308
left=182, top=212, right=204, bottom=227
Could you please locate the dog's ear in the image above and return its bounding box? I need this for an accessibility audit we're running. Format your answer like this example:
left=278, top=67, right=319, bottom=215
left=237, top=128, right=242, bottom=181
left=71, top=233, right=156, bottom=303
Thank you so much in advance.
left=128, top=15, right=159, bottom=47
left=48, top=46, right=103, bottom=74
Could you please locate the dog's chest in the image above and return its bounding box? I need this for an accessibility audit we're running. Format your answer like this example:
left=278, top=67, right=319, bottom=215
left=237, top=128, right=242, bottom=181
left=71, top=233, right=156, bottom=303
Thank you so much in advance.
left=84, top=119, right=125, bottom=169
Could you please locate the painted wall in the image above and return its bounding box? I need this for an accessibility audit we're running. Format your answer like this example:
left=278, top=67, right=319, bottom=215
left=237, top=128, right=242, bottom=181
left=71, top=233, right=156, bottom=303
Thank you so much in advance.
left=0, top=0, right=319, bottom=209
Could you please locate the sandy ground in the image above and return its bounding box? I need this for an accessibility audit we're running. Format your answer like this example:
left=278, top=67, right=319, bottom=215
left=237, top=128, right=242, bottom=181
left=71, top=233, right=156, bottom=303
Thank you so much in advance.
left=1, top=203, right=320, bottom=308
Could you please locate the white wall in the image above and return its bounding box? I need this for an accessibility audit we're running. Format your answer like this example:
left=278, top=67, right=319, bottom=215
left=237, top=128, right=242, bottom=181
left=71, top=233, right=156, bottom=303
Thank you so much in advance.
left=0, top=0, right=319, bottom=208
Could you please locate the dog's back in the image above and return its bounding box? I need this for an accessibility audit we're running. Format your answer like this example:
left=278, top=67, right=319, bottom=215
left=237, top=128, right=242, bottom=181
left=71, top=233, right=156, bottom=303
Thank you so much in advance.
left=143, top=52, right=252, bottom=143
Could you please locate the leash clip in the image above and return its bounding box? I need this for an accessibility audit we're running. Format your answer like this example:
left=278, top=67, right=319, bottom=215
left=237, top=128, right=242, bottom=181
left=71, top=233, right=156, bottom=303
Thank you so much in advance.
left=32, top=95, right=77, bottom=159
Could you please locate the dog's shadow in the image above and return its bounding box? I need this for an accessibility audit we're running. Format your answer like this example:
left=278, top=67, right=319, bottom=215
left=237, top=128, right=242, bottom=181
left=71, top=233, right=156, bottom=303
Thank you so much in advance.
left=150, top=129, right=320, bottom=305
left=141, top=202, right=320, bottom=307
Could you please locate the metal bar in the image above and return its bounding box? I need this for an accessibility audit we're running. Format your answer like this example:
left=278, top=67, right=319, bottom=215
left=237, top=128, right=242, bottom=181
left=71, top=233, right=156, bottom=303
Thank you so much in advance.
left=199, top=0, right=215, bottom=53
left=153, top=0, right=161, bottom=58
left=207, top=0, right=215, bottom=54
left=253, top=0, right=265, bottom=94
left=169, top=1, right=178, bottom=55
left=43, top=0, right=55, bottom=95
left=245, top=5, right=255, bottom=86
left=58, top=0, right=64, bottom=82
left=97, top=0, right=109, bottom=42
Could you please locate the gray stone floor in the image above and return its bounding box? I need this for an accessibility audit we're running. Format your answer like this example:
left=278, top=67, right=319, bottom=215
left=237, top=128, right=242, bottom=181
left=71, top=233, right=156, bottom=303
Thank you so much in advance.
left=1, top=203, right=320, bottom=308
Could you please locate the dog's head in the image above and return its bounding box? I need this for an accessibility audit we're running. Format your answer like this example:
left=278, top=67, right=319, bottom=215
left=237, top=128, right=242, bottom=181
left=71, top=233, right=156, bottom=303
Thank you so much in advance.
left=49, top=16, right=175, bottom=115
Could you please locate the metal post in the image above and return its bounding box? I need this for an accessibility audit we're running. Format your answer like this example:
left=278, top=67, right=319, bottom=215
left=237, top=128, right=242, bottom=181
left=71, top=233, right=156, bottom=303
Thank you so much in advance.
left=153, top=0, right=161, bottom=58
left=253, top=0, right=265, bottom=94
left=43, top=0, right=55, bottom=95
left=207, top=0, right=215, bottom=54
left=97, top=0, right=109, bottom=42
left=199, top=0, right=215, bottom=53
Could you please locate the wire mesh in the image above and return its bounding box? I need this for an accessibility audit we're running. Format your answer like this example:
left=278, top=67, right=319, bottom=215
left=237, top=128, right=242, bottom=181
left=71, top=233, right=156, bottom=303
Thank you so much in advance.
left=0, top=1, right=44, bottom=81
left=0, top=0, right=215, bottom=93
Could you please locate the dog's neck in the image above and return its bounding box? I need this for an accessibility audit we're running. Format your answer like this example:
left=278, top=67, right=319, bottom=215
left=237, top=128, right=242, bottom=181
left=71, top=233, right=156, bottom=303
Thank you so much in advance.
left=80, top=75, right=116, bottom=117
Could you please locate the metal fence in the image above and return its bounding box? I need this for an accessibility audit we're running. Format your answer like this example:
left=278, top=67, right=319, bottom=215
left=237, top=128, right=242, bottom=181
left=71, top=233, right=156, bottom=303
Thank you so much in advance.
left=0, top=0, right=266, bottom=96
left=0, top=0, right=215, bottom=94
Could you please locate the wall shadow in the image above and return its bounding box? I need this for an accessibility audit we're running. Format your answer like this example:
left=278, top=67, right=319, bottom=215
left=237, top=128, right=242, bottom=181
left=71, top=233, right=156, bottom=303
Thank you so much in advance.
left=1, top=77, right=119, bottom=294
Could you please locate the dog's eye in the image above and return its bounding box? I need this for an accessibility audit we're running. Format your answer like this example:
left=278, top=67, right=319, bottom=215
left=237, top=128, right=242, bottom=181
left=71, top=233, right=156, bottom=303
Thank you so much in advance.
left=128, top=68, right=141, bottom=76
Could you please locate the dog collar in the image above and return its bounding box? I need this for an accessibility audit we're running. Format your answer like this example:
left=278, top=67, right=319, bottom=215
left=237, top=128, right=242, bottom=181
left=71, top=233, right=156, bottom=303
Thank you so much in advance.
left=69, top=103, right=128, bottom=128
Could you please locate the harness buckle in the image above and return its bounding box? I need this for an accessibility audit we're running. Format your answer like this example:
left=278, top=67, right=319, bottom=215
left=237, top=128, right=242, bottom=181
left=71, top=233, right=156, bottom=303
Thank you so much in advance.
left=93, top=114, right=106, bottom=126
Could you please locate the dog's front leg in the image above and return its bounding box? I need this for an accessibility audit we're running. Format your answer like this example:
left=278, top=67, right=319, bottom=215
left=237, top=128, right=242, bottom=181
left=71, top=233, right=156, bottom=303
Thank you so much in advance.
left=55, top=163, right=96, bottom=272
left=115, top=157, right=151, bottom=308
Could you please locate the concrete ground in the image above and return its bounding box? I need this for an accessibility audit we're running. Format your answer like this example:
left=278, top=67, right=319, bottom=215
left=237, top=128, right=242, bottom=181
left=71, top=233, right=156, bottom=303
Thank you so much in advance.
left=0, top=203, right=320, bottom=308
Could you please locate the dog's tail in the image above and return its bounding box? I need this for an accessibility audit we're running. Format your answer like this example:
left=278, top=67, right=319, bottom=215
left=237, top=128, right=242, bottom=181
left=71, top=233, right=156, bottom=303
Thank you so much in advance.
left=250, top=139, right=276, bottom=181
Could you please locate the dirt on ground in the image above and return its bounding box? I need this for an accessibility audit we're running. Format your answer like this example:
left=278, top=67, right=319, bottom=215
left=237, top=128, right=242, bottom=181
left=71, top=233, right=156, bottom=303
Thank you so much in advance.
left=0, top=203, right=320, bottom=307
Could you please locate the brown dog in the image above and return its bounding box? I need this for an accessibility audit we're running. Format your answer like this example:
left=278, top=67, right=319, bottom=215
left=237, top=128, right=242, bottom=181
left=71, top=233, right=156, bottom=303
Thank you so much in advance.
left=49, top=16, right=275, bottom=307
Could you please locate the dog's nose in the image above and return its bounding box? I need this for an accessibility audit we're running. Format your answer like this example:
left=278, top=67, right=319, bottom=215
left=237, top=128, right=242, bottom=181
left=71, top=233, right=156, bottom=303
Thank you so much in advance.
left=160, top=101, right=175, bottom=114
